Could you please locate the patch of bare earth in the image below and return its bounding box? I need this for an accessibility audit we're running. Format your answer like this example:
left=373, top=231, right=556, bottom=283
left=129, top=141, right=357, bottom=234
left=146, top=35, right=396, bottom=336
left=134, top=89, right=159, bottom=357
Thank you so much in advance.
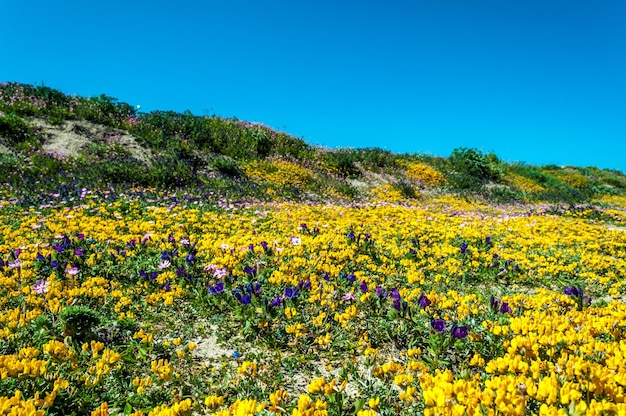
left=30, top=118, right=151, bottom=164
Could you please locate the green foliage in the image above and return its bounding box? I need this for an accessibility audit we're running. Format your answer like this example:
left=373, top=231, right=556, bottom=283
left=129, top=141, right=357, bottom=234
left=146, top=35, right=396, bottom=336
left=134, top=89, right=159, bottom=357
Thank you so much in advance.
left=0, top=113, right=36, bottom=145
left=59, top=305, right=101, bottom=340
left=448, top=148, right=503, bottom=190
left=323, top=150, right=361, bottom=178
left=393, top=180, right=418, bottom=199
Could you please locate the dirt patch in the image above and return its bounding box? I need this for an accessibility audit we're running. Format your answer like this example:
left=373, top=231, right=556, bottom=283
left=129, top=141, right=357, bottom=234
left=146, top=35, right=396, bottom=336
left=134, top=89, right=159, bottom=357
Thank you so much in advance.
left=189, top=324, right=233, bottom=363
left=30, top=118, right=152, bottom=164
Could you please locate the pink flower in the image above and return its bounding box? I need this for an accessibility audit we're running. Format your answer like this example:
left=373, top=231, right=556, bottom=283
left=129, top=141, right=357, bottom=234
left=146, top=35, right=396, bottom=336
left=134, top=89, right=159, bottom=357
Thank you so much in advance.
left=66, top=266, right=80, bottom=276
left=341, top=292, right=356, bottom=301
left=32, top=280, right=50, bottom=294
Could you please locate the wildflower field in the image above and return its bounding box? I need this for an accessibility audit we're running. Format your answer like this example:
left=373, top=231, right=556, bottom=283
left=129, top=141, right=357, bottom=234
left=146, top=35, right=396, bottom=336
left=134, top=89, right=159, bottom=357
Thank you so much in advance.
left=2, top=82, right=626, bottom=415
left=2, top=190, right=626, bottom=416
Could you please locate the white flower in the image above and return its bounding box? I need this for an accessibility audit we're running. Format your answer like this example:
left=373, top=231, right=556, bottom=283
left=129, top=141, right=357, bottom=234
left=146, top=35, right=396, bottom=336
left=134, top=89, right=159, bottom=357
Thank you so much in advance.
left=290, top=236, right=301, bottom=246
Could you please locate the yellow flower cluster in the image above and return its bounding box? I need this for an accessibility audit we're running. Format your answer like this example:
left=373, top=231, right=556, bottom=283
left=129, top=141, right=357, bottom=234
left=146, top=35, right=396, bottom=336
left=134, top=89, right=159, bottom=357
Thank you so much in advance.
left=370, top=184, right=404, bottom=202
left=405, top=162, right=446, bottom=186
left=244, top=159, right=315, bottom=189
left=506, top=173, right=546, bottom=193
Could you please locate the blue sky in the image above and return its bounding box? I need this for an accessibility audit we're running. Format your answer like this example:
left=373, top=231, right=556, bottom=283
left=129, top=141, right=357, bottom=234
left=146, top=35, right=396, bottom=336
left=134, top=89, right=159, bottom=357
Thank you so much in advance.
left=2, top=1, right=625, bottom=172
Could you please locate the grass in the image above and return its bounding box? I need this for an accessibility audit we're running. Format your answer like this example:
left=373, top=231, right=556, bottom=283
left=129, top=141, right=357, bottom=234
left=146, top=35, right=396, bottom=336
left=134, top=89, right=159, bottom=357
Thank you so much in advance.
left=1, top=82, right=626, bottom=415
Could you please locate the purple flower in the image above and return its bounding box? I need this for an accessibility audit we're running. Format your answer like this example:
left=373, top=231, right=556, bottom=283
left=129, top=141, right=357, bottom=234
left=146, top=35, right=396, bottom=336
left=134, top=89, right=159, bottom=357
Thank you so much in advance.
left=451, top=324, right=469, bottom=339
left=485, top=236, right=491, bottom=244
left=431, top=319, right=446, bottom=334
left=564, top=286, right=583, bottom=297
left=36, top=253, right=46, bottom=262
left=499, top=302, right=512, bottom=314
left=260, top=241, right=268, bottom=251
left=32, top=279, right=50, bottom=294
left=284, top=287, right=299, bottom=299
left=342, top=292, right=356, bottom=301
left=392, top=298, right=401, bottom=311
left=248, top=244, right=255, bottom=251
left=390, top=288, right=401, bottom=300
left=490, top=295, right=500, bottom=312
left=418, top=293, right=431, bottom=309
left=322, top=272, right=330, bottom=281
left=375, top=286, right=388, bottom=299
left=269, top=295, right=283, bottom=307
left=77, top=233, right=85, bottom=240
left=209, top=282, right=224, bottom=294
left=243, top=265, right=256, bottom=276
left=359, top=281, right=368, bottom=293
left=460, top=242, right=468, bottom=254
left=238, top=293, right=252, bottom=305
left=74, top=248, right=84, bottom=257
left=346, top=273, right=356, bottom=283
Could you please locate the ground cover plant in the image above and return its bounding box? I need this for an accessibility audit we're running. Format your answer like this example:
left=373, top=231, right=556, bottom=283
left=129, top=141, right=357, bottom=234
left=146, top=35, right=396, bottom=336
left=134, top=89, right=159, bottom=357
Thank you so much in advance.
left=1, top=82, right=626, bottom=415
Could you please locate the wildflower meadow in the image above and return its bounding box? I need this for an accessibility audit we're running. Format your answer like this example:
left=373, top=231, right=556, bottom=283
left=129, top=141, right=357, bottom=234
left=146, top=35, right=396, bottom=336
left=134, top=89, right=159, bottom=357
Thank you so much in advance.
left=1, top=82, right=626, bottom=415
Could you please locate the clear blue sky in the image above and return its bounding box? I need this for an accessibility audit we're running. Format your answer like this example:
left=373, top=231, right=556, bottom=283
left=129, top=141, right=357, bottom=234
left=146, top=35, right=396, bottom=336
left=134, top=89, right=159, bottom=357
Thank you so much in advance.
left=2, top=1, right=625, bottom=172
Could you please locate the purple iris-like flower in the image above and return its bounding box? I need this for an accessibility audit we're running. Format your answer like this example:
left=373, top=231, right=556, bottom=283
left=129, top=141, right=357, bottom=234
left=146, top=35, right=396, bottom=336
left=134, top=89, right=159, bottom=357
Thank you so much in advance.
left=77, top=233, right=85, bottom=240
left=451, top=324, right=469, bottom=339
left=565, top=286, right=584, bottom=297
left=499, top=302, right=512, bottom=314
left=185, top=253, right=195, bottom=263
left=299, top=280, right=311, bottom=290
left=392, top=298, right=401, bottom=311
left=74, top=248, right=84, bottom=257
left=243, top=265, right=256, bottom=276
left=322, top=272, right=330, bottom=281
left=485, top=236, right=491, bottom=244
left=390, top=288, right=401, bottom=300
left=260, top=241, right=268, bottom=251
left=167, top=234, right=175, bottom=243
left=348, top=231, right=355, bottom=240
left=238, top=293, right=252, bottom=305
left=359, top=281, right=368, bottom=293
left=375, top=286, right=388, bottom=299
left=209, top=282, right=224, bottom=295
left=460, top=242, right=468, bottom=254
left=270, top=295, right=283, bottom=307
left=0, top=259, right=4, bottom=267
left=127, top=239, right=136, bottom=247
left=431, top=319, right=446, bottom=334
left=162, top=283, right=171, bottom=292
left=51, top=260, right=59, bottom=269
left=248, top=244, right=255, bottom=251
left=285, top=287, right=299, bottom=299
left=418, top=293, right=431, bottom=309
left=346, top=273, right=356, bottom=283
left=36, top=253, right=46, bottom=262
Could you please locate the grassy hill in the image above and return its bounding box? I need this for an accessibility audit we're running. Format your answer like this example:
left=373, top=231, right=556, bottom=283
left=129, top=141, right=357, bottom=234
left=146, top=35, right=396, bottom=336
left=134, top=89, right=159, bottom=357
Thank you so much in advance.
left=2, top=82, right=626, bottom=416
left=2, top=81, right=626, bottom=208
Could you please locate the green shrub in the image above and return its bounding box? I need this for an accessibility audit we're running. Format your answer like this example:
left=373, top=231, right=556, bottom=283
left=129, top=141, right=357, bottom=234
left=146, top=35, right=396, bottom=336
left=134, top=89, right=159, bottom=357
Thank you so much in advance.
left=448, top=148, right=503, bottom=189
left=0, top=113, right=36, bottom=145
left=59, top=305, right=101, bottom=340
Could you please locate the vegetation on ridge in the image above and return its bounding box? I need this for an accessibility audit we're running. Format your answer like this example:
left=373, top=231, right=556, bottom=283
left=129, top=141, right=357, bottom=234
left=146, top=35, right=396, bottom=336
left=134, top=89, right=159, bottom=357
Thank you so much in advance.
left=1, top=82, right=626, bottom=416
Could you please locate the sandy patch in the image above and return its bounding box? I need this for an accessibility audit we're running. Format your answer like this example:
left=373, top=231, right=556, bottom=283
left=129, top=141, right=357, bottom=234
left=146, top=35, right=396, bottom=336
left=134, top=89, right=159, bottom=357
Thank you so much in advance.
left=30, top=118, right=152, bottom=164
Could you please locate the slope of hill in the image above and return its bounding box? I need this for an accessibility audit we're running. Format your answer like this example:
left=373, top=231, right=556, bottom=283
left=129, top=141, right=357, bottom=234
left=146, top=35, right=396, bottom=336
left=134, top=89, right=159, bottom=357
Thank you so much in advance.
left=1, top=81, right=626, bottom=208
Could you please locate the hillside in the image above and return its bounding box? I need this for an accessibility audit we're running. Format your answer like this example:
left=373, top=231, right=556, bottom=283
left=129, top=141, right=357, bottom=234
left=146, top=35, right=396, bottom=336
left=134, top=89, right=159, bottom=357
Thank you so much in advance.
left=3, top=82, right=626, bottom=415
left=2, top=82, right=626, bottom=210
